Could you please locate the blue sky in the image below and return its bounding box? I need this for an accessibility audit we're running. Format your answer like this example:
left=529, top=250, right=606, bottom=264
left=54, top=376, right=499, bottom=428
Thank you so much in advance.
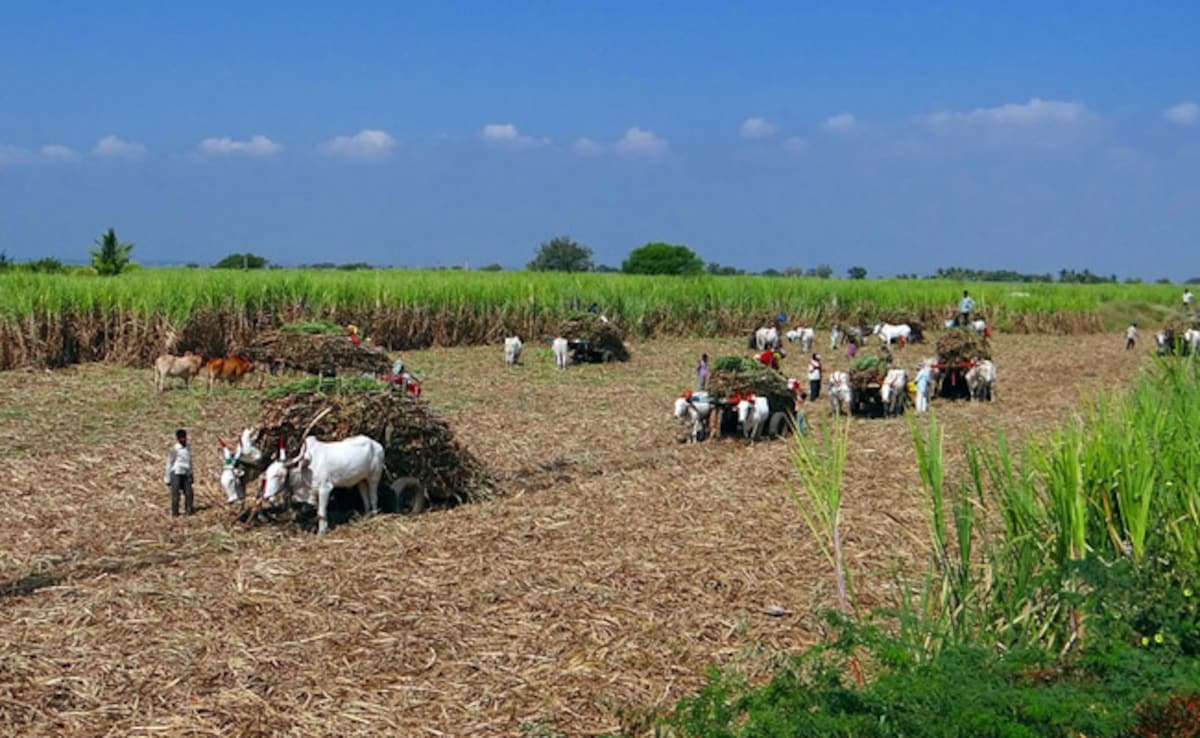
left=1, top=1, right=1198, bottom=277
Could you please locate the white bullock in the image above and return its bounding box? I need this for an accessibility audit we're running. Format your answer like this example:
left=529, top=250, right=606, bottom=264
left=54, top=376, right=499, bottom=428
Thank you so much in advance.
left=879, top=368, right=909, bottom=417
left=965, top=359, right=997, bottom=402
left=673, top=391, right=713, bottom=443
left=872, top=322, right=912, bottom=346
left=218, top=427, right=264, bottom=503
left=504, top=336, right=523, bottom=367
left=827, top=371, right=851, bottom=416
left=551, top=337, right=569, bottom=370
left=735, top=394, right=771, bottom=441
left=786, top=327, right=815, bottom=352
left=261, top=435, right=385, bottom=535
left=1186, top=329, right=1200, bottom=355
left=755, top=326, right=781, bottom=351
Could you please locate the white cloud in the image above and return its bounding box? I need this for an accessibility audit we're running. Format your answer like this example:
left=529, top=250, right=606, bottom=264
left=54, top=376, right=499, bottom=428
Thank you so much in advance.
left=1164, top=101, right=1199, bottom=126
left=824, top=113, right=858, bottom=132
left=918, top=98, right=1099, bottom=152
left=572, top=127, right=667, bottom=160
left=782, top=136, right=809, bottom=154
left=740, top=117, right=778, bottom=139
left=318, top=129, right=395, bottom=160
left=40, top=144, right=80, bottom=162
left=197, top=134, right=282, bottom=157
left=573, top=137, right=606, bottom=157
left=480, top=123, right=548, bottom=148
left=92, top=135, right=147, bottom=160
left=0, top=144, right=32, bottom=166
left=925, top=98, right=1088, bottom=127
left=612, top=127, right=667, bottom=159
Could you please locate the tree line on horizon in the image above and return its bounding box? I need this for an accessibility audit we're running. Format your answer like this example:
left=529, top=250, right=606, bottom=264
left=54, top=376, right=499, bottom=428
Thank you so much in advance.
left=0, top=231, right=1195, bottom=285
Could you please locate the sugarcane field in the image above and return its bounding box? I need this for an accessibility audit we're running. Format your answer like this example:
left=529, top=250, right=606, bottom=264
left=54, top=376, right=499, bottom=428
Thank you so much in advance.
left=0, top=314, right=1163, bottom=736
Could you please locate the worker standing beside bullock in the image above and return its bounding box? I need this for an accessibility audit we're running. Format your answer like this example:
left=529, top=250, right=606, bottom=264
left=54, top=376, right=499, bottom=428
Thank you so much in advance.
left=163, top=428, right=194, bottom=517
left=696, top=353, right=709, bottom=390
left=914, top=362, right=933, bottom=413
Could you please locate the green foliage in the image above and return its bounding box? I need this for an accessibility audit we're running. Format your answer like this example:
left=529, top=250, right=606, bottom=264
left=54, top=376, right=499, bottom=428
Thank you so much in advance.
left=264, top=376, right=389, bottom=400
left=214, top=252, right=270, bottom=269
left=847, top=266, right=867, bottom=280
left=527, top=236, right=593, bottom=272
left=0, top=268, right=1187, bottom=326
left=279, top=320, right=343, bottom=335
left=664, top=355, right=1200, bottom=738
left=89, top=228, right=133, bottom=276
left=665, top=609, right=1200, bottom=737
left=935, top=266, right=1055, bottom=283
left=622, top=242, right=703, bottom=275
left=479, top=263, right=504, bottom=272
left=0, top=251, right=8, bottom=271
left=807, top=264, right=834, bottom=279
left=711, top=355, right=756, bottom=372
left=707, top=262, right=745, bottom=276
left=24, top=257, right=66, bottom=274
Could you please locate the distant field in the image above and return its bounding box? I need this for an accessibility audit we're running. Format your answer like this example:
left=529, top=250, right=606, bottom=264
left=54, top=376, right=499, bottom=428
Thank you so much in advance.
left=0, top=268, right=1185, bottom=369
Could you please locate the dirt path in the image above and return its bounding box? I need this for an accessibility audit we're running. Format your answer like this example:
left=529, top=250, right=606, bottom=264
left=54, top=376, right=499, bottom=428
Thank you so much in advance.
left=0, top=333, right=1147, bottom=736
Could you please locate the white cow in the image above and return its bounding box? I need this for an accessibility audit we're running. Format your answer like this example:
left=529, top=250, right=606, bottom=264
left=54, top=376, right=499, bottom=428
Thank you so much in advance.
left=673, top=391, right=713, bottom=443
left=827, top=371, right=851, bottom=416
left=872, top=322, right=912, bottom=346
left=153, top=351, right=204, bottom=392
left=786, top=327, right=815, bottom=352
left=261, top=435, right=385, bottom=535
left=879, top=368, right=909, bottom=417
left=755, top=326, right=781, bottom=351
left=1186, top=329, right=1200, bottom=355
left=551, top=337, right=569, bottom=370
left=965, top=359, right=997, bottom=402
left=735, top=394, right=771, bottom=441
left=218, top=427, right=264, bottom=503
left=504, top=336, right=523, bottom=367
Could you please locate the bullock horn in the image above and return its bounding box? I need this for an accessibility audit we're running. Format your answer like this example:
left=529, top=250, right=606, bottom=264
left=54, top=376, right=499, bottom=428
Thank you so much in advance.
left=277, top=438, right=286, bottom=462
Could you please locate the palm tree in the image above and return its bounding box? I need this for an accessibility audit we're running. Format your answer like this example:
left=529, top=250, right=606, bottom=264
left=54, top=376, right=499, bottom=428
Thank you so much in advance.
left=90, top=228, right=134, bottom=276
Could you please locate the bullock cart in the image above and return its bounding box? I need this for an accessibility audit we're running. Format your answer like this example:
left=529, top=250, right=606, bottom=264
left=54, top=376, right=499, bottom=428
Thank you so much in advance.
left=848, top=355, right=891, bottom=418
left=934, top=330, right=992, bottom=401
left=560, top=314, right=630, bottom=364
left=236, top=377, right=490, bottom=531
left=705, top=356, right=796, bottom=440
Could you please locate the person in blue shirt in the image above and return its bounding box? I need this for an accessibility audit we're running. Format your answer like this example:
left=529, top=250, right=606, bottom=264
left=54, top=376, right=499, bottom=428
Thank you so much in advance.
left=915, top=363, right=933, bottom=413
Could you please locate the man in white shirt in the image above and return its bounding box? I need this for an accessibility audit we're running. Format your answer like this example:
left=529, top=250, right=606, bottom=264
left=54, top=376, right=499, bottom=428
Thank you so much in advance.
left=164, top=428, right=194, bottom=516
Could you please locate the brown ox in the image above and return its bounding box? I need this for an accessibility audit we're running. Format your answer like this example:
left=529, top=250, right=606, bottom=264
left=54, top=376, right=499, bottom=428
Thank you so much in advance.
left=154, top=351, right=204, bottom=392
left=203, top=355, right=260, bottom=393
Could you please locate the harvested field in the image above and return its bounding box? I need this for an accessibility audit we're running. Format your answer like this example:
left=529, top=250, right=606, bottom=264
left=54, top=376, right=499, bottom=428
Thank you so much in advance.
left=0, top=332, right=1148, bottom=736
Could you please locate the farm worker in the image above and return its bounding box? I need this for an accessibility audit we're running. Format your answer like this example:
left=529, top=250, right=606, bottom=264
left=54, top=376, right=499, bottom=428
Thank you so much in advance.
left=793, top=389, right=809, bottom=436
left=163, top=428, right=194, bottom=517
left=830, top=324, right=841, bottom=350
left=1184, top=290, right=1195, bottom=309
left=958, top=290, right=976, bottom=327
left=1126, top=323, right=1138, bottom=351
left=696, top=353, right=709, bottom=391
left=846, top=340, right=858, bottom=360
left=759, top=349, right=780, bottom=370
left=914, top=364, right=933, bottom=413
left=808, top=353, right=822, bottom=401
